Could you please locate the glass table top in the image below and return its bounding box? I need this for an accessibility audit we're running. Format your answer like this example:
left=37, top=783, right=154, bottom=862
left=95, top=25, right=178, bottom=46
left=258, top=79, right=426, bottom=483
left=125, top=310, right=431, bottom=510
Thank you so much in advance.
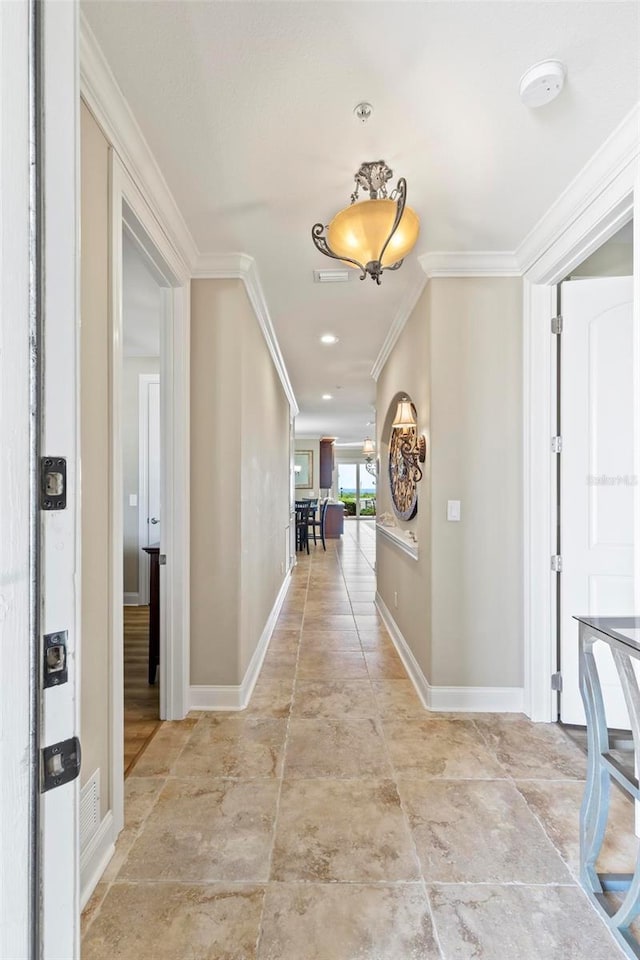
left=574, top=616, right=640, bottom=652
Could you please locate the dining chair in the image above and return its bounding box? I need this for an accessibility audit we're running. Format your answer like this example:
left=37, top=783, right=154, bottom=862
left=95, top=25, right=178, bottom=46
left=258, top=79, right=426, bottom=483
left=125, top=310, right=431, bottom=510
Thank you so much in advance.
left=308, top=497, right=329, bottom=551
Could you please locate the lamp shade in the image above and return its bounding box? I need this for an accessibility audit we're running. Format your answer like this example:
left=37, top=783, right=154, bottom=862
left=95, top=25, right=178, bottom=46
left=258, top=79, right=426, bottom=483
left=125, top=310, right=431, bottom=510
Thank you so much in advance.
left=327, top=199, right=419, bottom=269
left=363, top=438, right=375, bottom=457
left=392, top=399, right=416, bottom=430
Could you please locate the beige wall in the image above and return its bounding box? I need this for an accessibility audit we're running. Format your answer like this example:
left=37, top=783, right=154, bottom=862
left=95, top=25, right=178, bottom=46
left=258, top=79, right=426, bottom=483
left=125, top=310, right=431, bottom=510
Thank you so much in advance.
left=570, top=240, right=633, bottom=278
left=80, top=102, right=111, bottom=817
left=191, top=279, right=290, bottom=686
left=240, top=313, right=291, bottom=676
left=376, top=285, right=432, bottom=680
left=122, top=357, right=160, bottom=595
left=376, top=277, right=523, bottom=689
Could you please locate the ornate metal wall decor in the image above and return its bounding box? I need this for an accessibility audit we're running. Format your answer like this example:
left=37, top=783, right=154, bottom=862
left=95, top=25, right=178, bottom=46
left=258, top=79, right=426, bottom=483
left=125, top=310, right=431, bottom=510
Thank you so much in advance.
left=389, top=425, right=420, bottom=520
left=311, top=160, right=420, bottom=285
left=388, top=398, right=426, bottom=521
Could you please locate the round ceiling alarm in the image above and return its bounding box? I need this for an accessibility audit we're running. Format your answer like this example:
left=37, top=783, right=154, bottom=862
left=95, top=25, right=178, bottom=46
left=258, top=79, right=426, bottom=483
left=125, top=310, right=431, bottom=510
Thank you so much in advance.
left=519, top=60, right=566, bottom=108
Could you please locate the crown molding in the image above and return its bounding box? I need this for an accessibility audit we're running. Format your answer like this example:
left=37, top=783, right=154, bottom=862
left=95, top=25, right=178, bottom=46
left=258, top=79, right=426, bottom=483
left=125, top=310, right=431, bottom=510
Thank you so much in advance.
left=79, top=14, right=199, bottom=272
left=371, top=276, right=427, bottom=381
left=516, top=102, right=640, bottom=278
left=194, top=254, right=299, bottom=416
left=419, top=251, right=521, bottom=278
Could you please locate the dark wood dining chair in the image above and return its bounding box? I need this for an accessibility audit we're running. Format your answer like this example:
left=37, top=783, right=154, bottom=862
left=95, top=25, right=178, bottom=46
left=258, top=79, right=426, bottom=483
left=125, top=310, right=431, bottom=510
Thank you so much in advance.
left=295, top=501, right=311, bottom=553
left=308, top=497, right=329, bottom=550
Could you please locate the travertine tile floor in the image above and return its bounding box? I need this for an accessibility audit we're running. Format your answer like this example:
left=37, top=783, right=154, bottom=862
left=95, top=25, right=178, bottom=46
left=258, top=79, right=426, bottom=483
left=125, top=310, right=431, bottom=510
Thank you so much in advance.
left=83, top=522, right=636, bottom=959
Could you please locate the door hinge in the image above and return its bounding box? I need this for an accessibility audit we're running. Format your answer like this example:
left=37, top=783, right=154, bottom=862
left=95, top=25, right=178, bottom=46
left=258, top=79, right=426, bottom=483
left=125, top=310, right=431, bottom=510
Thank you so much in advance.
left=551, top=315, right=563, bottom=334
left=551, top=672, right=563, bottom=692
left=551, top=554, right=563, bottom=572
left=551, top=435, right=563, bottom=453
left=41, top=736, right=81, bottom=792
left=159, top=554, right=167, bottom=565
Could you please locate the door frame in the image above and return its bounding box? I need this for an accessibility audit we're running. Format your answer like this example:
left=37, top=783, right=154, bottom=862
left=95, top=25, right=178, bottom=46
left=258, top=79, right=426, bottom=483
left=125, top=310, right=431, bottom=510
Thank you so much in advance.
left=523, top=125, right=639, bottom=722
left=138, top=373, right=161, bottom=606
left=109, top=154, right=190, bottom=836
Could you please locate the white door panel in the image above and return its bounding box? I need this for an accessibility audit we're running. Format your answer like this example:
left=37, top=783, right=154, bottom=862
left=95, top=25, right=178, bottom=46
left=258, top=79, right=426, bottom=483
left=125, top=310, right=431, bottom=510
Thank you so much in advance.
left=561, top=276, right=635, bottom=727
left=148, top=379, right=161, bottom=543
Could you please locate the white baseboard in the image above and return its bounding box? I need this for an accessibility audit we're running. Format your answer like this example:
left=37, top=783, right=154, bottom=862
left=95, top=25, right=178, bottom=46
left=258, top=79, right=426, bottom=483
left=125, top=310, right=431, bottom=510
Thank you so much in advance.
left=80, top=811, right=115, bottom=910
left=190, top=571, right=292, bottom=711
left=375, top=592, right=524, bottom=714
left=123, top=592, right=139, bottom=605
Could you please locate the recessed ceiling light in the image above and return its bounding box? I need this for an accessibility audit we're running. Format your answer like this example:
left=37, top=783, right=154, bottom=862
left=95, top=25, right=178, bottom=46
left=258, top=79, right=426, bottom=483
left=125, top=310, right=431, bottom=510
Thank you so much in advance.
left=320, top=334, right=339, bottom=344
left=322, top=394, right=333, bottom=400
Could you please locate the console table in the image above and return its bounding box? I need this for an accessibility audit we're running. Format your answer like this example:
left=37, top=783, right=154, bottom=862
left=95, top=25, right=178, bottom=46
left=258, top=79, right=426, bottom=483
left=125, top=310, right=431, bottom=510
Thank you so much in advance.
left=142, top=544, right=160, bottom=684
left=577, top=615, right=640, bottom=958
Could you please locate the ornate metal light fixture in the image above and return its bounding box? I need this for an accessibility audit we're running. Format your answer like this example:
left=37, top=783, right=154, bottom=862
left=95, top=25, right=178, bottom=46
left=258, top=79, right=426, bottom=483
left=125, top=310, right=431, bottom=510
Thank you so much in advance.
left=392, top=398, right=426, bottom=482
left=363, top=437, right=377, bottom=477
left=312, top=161, right=420, bottom=285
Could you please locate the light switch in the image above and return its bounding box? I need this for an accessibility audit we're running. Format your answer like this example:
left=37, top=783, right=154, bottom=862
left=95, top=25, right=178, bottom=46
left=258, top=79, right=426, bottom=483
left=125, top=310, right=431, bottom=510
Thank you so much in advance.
left=129, top=493, right=138, bottom=507
left=447, top=500, right=461, bottom=522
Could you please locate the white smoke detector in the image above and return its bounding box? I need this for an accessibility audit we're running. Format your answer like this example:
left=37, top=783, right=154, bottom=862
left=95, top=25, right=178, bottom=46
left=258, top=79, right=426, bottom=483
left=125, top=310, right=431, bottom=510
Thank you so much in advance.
left=519, top=60, right=566, bottom=108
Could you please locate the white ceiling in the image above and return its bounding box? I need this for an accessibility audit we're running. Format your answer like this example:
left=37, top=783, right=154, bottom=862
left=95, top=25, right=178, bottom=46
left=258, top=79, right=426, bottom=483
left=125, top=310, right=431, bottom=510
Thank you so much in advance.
left=122, top=231, right=162, bottom=357
left=83, top=1, right=639, bottom=441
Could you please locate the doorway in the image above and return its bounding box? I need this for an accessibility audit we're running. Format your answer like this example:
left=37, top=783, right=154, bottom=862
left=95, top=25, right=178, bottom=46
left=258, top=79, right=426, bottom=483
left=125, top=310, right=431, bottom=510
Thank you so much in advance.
left=338, top=462, right=377, bottom=518
left=121, top=230, right=163, bottom=774
left=557, top=223, right=635, bottom=729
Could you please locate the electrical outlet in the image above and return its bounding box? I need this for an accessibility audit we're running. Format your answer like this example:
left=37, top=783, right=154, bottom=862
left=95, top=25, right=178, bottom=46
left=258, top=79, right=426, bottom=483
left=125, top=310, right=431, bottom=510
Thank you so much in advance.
left=394, top=590, right=398, bottom=609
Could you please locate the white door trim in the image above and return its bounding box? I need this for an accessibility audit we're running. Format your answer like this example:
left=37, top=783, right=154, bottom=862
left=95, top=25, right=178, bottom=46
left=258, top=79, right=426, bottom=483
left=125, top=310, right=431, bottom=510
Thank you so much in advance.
left=523, top=146, right=639, bottom=721
left=109, top=153, right=190, bottom=839
left=138, top=373, right=160, bottom=606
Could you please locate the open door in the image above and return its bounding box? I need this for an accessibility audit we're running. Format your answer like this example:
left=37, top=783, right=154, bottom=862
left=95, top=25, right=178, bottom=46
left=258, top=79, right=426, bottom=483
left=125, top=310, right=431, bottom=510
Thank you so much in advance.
left=0, top=2, right=80, bottom=958
left=559, top=276, right=635, bottom=727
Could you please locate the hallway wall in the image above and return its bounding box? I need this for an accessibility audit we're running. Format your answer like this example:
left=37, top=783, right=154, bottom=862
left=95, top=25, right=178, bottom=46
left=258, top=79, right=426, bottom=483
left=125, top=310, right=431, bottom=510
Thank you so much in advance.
left=191, top=278, right=291, bottom=686
left=376, top=277, right=523, bottom=691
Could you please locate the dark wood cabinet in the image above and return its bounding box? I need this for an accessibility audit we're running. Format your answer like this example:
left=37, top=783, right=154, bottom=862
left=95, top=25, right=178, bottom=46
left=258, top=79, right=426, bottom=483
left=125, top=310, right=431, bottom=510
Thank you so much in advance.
left=319, top=439, right=335, bottom=489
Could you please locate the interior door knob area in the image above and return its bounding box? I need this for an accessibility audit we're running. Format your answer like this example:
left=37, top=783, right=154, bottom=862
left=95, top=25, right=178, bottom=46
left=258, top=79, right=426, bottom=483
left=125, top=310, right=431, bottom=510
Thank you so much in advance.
left=149, top=517, right=159, bottom=524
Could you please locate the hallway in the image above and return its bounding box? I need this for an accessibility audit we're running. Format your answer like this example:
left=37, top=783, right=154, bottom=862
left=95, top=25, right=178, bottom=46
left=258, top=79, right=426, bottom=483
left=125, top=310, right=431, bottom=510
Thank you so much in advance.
left=83, top=526, right=632, bottom=959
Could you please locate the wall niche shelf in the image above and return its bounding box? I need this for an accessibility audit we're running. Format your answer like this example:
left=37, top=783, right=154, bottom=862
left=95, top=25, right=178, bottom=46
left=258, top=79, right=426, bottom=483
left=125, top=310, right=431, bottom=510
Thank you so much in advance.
left=376, top=523, right=419, bottom=561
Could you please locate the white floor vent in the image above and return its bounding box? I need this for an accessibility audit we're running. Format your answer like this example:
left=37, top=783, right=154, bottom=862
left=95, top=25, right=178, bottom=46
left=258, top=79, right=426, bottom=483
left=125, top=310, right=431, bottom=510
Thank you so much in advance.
left=80, top=769, right=101, bottom=852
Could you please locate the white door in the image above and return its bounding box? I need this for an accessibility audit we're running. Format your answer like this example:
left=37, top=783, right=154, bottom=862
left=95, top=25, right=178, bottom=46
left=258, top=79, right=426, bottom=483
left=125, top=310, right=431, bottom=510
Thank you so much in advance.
left=560, top=276, right=635, bottom=727
left=0, top=3, right=80, bottom=957
left=148, top=380, right=161, bottom=543
left=139, top=374, right=161, bottom=603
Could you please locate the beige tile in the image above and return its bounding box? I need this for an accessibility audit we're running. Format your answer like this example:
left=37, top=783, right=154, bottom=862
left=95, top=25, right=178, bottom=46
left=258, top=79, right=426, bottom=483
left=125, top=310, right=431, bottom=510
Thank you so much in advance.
left=259, top=652, right=298, bottom=679
left=384, top=717, right=506, bottom=779
left=81, top=881, right=109, bottom=937
left=120, top=778, right=279, bottom=881
left=276, top=612, right=304, bottom=629
left=372, top=680, right=427, bottom=719
left=123, top=775, right=164, bottom=827
left=350, top=602, right=379, bottom=616
left=173, top=717, right=287, bottom=778
left=304, top=614, right=358, bottom=631
left=305, top=601, right=354, bottom=616
left=364, top=649, right=407, bottom=679
left=474, top=716, right=587, bottom=780
left=516, top=779, right=638, bottom=874
left=399, top=779, right=571, bottom=883
left=82, top=882, right=264, bottom=960
left=428, top=884, right=620, bottom=960
left=297, top=649, right=369, bottom=680
left=242, top=679, right=293, bottom=718
left=299, top=631, right=362, bottom=651
left=285, top=718, right=391, bottom=778
left=292, top=680, right=377, bottom=719
left=271, top=779, right=420, bottom=881
left=267, top=631, right=300, bottom=654
left=347, top=591, right=377, bottom=602
left=257, top=883, right=440, bottom=960
left=129, top=718, right=197, bottom=777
